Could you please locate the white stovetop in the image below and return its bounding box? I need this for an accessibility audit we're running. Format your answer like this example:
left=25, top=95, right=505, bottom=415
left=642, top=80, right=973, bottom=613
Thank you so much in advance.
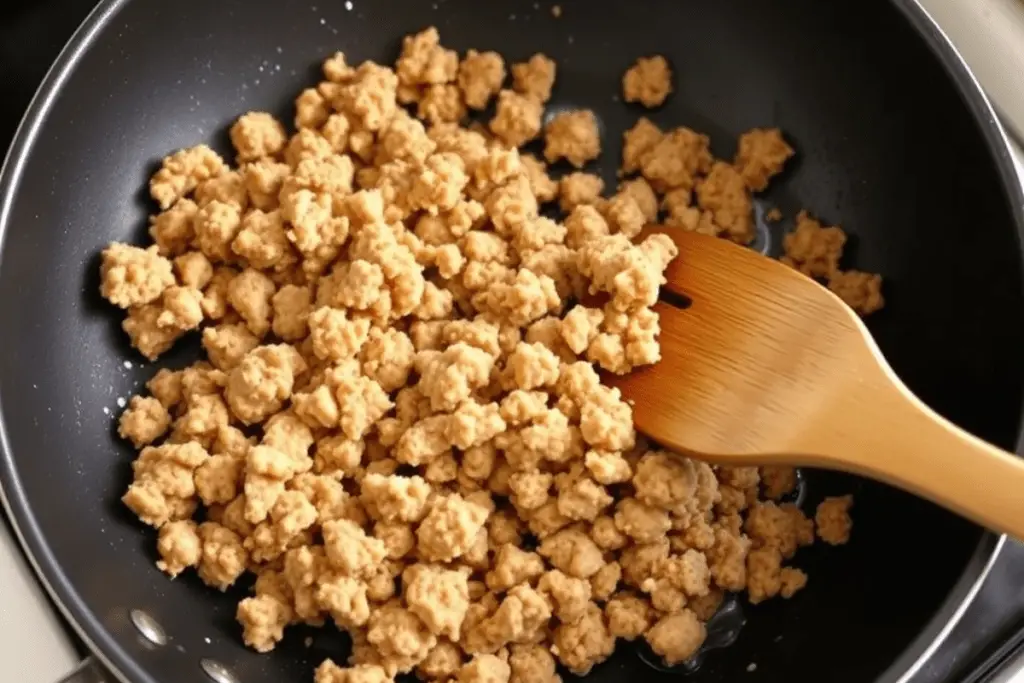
left=2, top=1, right=1024, bottom=682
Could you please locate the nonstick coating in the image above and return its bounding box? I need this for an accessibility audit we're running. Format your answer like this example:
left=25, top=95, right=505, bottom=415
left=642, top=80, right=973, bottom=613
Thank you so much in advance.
left=1, top=1, right=1023, bottom=683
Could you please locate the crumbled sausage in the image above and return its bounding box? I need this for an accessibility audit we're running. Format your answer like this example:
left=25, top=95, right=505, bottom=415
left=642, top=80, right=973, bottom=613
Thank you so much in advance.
left=781, top=210, right=846, bottom=278
left=457, top=654, right=510, bottom=683
left=108, top=29, right=864, bottom=683
left=538, top=528, right=604, bottom=579
left=490, top=91, right=543, bottom=148
left=459, top=50, right=505, bottom=110
left=735, top=127, right=794, bottom=192
left=511, top=54, right=556, bottom=103
left=622, top=56, right=672, bottom=108
left=118, top=395, right=171, bottom=448
left=645, top=610, right=705, bottom=665
left=367, top=604, right=438, bottom=675
left=695, top=161, right=754, bottom=244
left=829, top=270, right=885, bottom=315
left=100, top=244, right=174, bottom=308
left=544, top=110, right=601, bottom=168
left=761, top=465, right=798, bottom=500
left=404, top=563, right=471, bottom=640
left=551, top=603, right=614, bottom=675
left=361, top=473, right=431, bottom=523
left=323, top=518, right=388, bottom=577
left=816, top=495, right=854, bottom=545
left=558, top=173, right=604, bottom=213
left=156, top=520, right=201, bottom=577
left=417, top=493, right=490, bottom=562
left=231, top=112, right=288, bottom=162
left=150, top=145, right=228, bottom=210
left=509, top=644, right=559, bottom=683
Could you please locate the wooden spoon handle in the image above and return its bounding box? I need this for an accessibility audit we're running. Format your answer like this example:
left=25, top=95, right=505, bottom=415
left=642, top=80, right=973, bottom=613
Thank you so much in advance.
left=826, top=382, right=1024, bottom=539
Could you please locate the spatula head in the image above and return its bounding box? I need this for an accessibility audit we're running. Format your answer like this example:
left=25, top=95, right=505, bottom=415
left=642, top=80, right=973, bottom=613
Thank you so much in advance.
left=605, top=227, right=883, bottom=463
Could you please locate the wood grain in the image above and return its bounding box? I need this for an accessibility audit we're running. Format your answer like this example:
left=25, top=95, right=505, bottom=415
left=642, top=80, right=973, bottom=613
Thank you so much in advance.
left=607, top=228, right=1024, bottom=539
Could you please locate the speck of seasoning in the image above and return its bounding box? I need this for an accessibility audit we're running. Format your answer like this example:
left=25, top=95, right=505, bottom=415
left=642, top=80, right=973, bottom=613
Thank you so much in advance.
left=320, top=17, right=326, bottom=24
left=551, top=4, right=562, bottom=17
left=345, top=0, right=353, bottom=9
left=123, top=360, right=133, bottom=369
left=747, top=663, right=757, bottom=673
left=103, top=407, right=110, bottom=415
left=116, top=397, right=126, bottom=408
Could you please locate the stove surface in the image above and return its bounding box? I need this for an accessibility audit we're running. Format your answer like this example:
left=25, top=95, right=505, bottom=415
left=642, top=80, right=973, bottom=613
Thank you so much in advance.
left=1, top=1, right=1024, bottom=683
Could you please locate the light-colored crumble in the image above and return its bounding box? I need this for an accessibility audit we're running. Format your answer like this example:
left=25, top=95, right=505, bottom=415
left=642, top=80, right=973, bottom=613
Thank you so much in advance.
left=103, top=28, right=865, bottom=683
left=544, top=110, right=601, bottom=168
left=558, top=172, right=604, bottom=213
left=100, top=244, right=175, bottom=308
left=781, top=211, right=885, bottom=314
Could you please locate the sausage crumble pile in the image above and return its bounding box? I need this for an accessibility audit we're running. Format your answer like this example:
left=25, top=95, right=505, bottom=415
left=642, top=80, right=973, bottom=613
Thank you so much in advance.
left=100, top=28, right=865, bottom=683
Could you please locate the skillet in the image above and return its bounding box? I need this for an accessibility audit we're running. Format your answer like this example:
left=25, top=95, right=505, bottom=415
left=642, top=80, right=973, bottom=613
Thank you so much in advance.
left=1, top=1, right=1024, bottom=683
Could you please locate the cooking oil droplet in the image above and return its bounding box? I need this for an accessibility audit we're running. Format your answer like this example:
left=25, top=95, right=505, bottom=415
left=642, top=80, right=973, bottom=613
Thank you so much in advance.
left=633, top=594, right=746, bottom=674
left=750, top=200, right=775, bottom=256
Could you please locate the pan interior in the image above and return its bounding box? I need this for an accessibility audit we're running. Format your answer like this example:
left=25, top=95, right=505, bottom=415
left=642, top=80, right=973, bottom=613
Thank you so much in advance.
left=0, top=1, right=1022, bottom=683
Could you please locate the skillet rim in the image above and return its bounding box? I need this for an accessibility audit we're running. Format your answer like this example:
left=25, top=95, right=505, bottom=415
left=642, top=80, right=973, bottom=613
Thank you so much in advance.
left=0, top=1, right=1020, bottom=682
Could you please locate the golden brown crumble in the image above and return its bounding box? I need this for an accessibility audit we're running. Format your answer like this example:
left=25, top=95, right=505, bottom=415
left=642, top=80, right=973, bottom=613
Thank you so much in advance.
left=544, top=110, right=601, bottom=168
left=622, top=56, right=673, bottom=108
left=735, top=127, right=795, bottom=192
left=816, top=495, right=854, bottom=545
left=102, top=29, right=866, bottom=683
left=511, top=54, right=556, bottom=103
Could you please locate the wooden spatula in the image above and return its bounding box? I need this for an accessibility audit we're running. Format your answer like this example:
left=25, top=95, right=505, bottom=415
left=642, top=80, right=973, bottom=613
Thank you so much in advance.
left=605, top=226, right=1024, bottom=539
